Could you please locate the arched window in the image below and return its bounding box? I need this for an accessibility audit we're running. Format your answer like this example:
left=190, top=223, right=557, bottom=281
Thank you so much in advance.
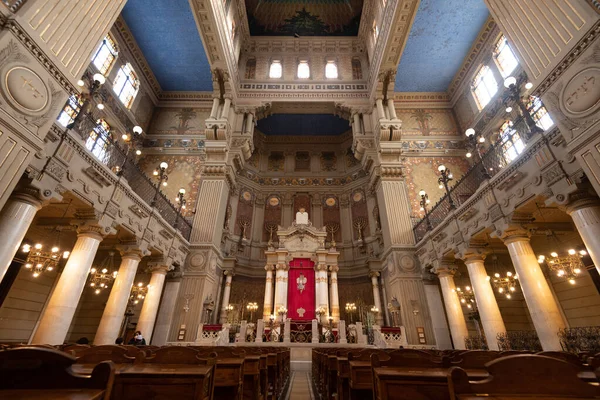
left=245, top=58, right=256, bottom=79
left=92, top=34, right=118, bottom=76
left=527, top=96, right=554, bottom=131
left=113, top=63, right=139, bottom=109
left=325, top=60, right=338, bottom=79
left=57, top=95, right=84, bottom=127
left=269, top=60, right=282, bottom=79
left=297, top=60, right=310, bottom=79
left=352, top=58, right=362, bottom=80
left=498, top=120, right=525, bottom=167
left=493, top=35, right=519, bottom=78
left=86, top=119, right=112, bottom=164
left=471, top=65, right=498, bottom=110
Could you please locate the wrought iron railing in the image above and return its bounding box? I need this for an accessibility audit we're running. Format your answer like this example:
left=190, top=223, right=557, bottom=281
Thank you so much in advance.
left=413, top=117, right=532, bottom=243
left=496, top=330, right=542, bottom=352
left=558, top=326, right=600, bottom=354
left=62, top=117, right=192, bottom=240
left=465, top=335, right=488, bottom=350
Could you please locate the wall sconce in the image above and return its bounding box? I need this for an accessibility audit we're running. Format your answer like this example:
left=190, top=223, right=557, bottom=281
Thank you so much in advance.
left=183, top=293, right=194, bottom=313
left=411, top=300, right=420, bottom=316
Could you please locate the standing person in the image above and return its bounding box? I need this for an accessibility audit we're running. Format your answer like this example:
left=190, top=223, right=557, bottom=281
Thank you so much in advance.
left=128, top=331, right=146, bottom=345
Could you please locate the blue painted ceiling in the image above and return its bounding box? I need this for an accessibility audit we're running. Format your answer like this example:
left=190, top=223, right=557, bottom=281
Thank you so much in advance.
left=257, top=114, right=350, bottom=135
left=121, top=0, right=213, bottom=92
left=394, top=0, right=489, bottom=92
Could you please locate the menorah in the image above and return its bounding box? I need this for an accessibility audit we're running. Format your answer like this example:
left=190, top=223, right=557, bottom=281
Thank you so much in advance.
left=326, top=222, right=340, bottom=248
left=353, top=217, right=368, bottom=241
left=264, top=221, right=278, bottom=246
left=237, top=216, right=251, bottom=240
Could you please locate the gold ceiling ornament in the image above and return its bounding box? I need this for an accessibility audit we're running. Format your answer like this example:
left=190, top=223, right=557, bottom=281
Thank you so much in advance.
left=538, top=249, right=587, bottom=285
left=88, top=251, right=118, bottom=294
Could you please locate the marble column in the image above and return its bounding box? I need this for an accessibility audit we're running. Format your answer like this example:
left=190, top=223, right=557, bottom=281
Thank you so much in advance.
left=369, top=272, right=384, bottom=326
left=315, top=262, right=330, bottom=322
left=32, top=225, right=104, bottom=344
left=152, top=274, right=182, bottom=346
left=502, top=231, right=566, bottom=350
left=353, top=113, right=362, bottom=135
left=329, top=265, right=340, bottom=322
left=273, top=262, right=289, bottom=313
left=0, top=190, right=43, bottom=282
left=387, top=99, right=398, bottom=119
left=566, top=195, right=600, bottom=275
left=209, top=97, right=220, bottom=119
left=462, top=254, right=506, bottom=351
left=136, top=264, right=169, bottom=343
left=375, top=98, right=386, bottom=120
left=221, top=97, right=232, bottom=119
left=263, top=264, right=275, bottom=320
left=219, top=271, right=234, bottom=323
left=245, top=113, right=254, bottom=134
left=434, top=265, right=469, bottom=350
left=94, top=247, right=144, bottom=345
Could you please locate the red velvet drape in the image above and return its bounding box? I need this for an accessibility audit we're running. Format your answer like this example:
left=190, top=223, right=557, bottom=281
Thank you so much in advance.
left=287, top=258, right=315, bottom=320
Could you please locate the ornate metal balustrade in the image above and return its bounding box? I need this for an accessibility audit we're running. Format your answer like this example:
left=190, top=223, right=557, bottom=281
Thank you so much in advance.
left=465, top=335, right=488, bottom=350
left=558, top=326, right=600, bottom=354
left=289, top=321, right=312, bottom=343
left=413, top=117, right=534, bottom=243
left=59, top=119, right=192, bottom=240
left=496, top=331, right=542, bottom=352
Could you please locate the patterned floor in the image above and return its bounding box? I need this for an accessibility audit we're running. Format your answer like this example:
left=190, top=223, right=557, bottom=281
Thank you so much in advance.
left=285, top=371, right=315, bottom=400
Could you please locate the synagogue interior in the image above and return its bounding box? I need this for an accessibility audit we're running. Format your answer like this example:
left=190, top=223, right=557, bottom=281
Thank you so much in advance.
left=0, top=0, right=600, bottom=399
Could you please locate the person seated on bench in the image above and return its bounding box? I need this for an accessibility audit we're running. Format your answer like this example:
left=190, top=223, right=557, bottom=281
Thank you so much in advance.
left=128, top=331, right=146, bottom=345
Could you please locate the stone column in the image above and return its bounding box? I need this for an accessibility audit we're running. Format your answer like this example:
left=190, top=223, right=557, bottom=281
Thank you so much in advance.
left=387, top=99, right=398, bottom=119
left=209, top=97, right=220, bottom=119
left=152, top=273, right=182, bottom=346
left=0, top=190, right=43, bottom=282
left=273, top=262, right=289, bottom=313
left=352, top=113, right=362, bottom=135
left=375, top=98, right=386, bottom=120
left=263, top=264, right=275, bottom=320
left=502, top=230, right=566, bottom=350
left=94, top=246, right=145, bottom=345
left=434, top=264, right=469, bottom=350
left=315, top=262, right=330, bottom=322
left=329, top=265, right=340, bottom=322
left=136, top=264, right=169, bottom=343
left=462, top=253, right=506, bottom=351
left=32, top=224, right=104, bottom=344
left=369, top=271, right=384, bottom=325
left=221, top=97, right=232, bottom=119
left=566, top=194, right=600, bottom=275
left=245, top=113, right=254, bottom=134
left=423, top=282, right=453, bottom=350
left=219, top=271, right=234, bottom=323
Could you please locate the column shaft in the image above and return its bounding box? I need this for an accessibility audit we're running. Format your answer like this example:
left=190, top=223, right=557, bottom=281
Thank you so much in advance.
left=245, top=113, right=254, bottom=134
left=329, top=268, right=340, bottom=322
left=352, top=113, right=361, bottom=135
left=263, top=266, right=274, bottom=320
left=152, top=279, right=181, bottom=346
left=273, top=264, right=288, bottom=312
left=569, top=204, right=600, bottom=275
left=370, top=273, right=384, bottom=325
left=315, top=264, right=329, bottom=322
left=387, top=99, right=398, bottom=119
left=94, top=253, right=141, bottom=344
left=32, top=231, right=102, bottom=344
left=219, top=273, right=233, bottom=323
left=136, top=268, right=167, bottom=343
left=0, top=194, right=42, bottom=281
left=222, top=98, right=232, bottom=119
left=464, top=258, right=506, bottom=351
left=504, top=236, right=565, bottom=350
left=375, top=98, right=386, bottom=120
left=438, top=273, right=469, bottom=350
left=209, top=98, right=220, bottom=119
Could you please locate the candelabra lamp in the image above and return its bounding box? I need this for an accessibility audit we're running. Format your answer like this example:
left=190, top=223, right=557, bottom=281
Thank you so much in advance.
left=454, top=286, right=477, bottom=310
left=277, top=306, right=288, bottom=323
left=503, top=75, right=542, bottom=140
left=418, top=190, right=432, bottom=230
left=353, top=217, right=368, bottom=242
left=238, top=216, right=251, bottom=241
left=115, top=125, right=143, bottom=176
left=21, top=241, right=70, bottom=278
left=174, top=188, right=187, bottom=229
left=67, top=73, right=106, bottom=131
left=488, top=271, right=519, bottom=299
left=150, top=162, right=169, bottom=207
left=247, top=302, right=259, bottom=322
left=88, top=251, right=118, bottom=294
left=538, top=249, right=587, bottom=285
left=464, top=128, right=492, bottom=179
left=264, top=221, right=278, bottom=247
left=437, top=164, right=456, bottom=209
left=345, top=302, right=357, bottom=324
left=326, top=222, right=340, bottom=248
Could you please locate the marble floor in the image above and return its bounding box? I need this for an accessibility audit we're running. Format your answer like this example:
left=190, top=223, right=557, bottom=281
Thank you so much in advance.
left=285, top=371, right=315, bottom=400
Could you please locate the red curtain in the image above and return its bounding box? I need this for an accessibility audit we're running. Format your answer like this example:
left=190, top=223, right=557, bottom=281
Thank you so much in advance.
left=287, top=258, right=315, bottom=320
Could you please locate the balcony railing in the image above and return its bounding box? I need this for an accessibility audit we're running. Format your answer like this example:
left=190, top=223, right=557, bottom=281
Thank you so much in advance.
left=413, top=117, right=532, bottom=243
left=62, top=116, right=193, bottom=241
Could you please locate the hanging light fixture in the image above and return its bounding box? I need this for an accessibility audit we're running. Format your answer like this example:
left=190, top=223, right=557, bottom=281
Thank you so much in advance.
left=484, top=237, right=519, bottom=299
left=130, top=282, right=148, bottom=305
left=88, top=251, right=118, bottom=294
left=538, top=249, right=586, bottom=285
left=22, top=241, right=70, bottom=278
left=453, top=286, right=477, bottom=309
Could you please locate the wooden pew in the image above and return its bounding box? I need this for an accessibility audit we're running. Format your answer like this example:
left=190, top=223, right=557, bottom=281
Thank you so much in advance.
left=194, top=346, right=245, bottom=400
left=0, top=347, right=115, bottom=400
left=75, top=345, right=140, bottom=366
left=536, top=351, right=588, bottom=368
left=449, top=350, right=499, bottom=370
left=347, top=349, right=393, bottom=400
left=448, top=354, right=600, bottom=400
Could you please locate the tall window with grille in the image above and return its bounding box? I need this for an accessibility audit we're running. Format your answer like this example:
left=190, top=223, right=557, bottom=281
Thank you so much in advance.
left=245, top=58, right=256, bottom=79
left=113, top=63, right=139, bottom=109
left=86, top=119, right=112, bottom=165
left=57, top=95, right=84, bottom=127
left=527, top=96, right=554, bottom=131
left=472, top=65, right=498, bottom=110
left=92, top=35, right=118, bottom=76
left=352, top=58, right=362, bottom=80
left=493, top=35, right=519, bottom=78
left=498, top=120, right=525, bottom=167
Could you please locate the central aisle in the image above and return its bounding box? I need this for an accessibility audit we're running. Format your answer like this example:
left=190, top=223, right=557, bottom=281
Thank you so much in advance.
left=286, top=372, right=314, bottom=400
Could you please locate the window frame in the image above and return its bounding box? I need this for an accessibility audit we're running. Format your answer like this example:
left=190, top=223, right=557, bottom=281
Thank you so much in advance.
left=113, top=62, right=140, bottom=109
left=325, top=60, right=338, bottom=79
left=493, top=35, right=519, bottom=78
left=86, top=119, right=112, bottom=165
left=297, top=59, right=310, bottom=79
left=527, top=96, right=554, bottom=131
left=269, top=59, right=283, bottom=79
left=498, top=120, right=525, bottom=167
left=245, top=58, right=256, bottom=80
left=57, top=94, right=84, bottom=127
left=471, top=64, right=499, bottom=111
left=92, top=34, right=118, bottom=76
left=351, top=58, right=363, bottom=80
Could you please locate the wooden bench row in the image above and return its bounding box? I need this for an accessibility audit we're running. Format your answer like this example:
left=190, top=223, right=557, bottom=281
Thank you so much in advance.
left=312, top=347, right=600, bottom=400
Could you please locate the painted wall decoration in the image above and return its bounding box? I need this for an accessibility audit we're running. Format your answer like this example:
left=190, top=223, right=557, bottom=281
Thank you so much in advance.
left=138, top=155, right=203, bottom=216
left=268, top=151, right=285, bottom=171
left=403, top=157, right=471, bottom=218
left=351, top=190, right=370, bottom=240
left=320, top=151, right=337, bottom=171
left=236, top=189, right=255, bottom=239
left=150, top=107, right=211, bottom=135
left=247, top=151, right=260, bottom=169
left=263, top=194, right=282, bottom=241
left=323, top=195, right=342, bottom=242
left=245, top=0, right=363, bottom=36
left=395, top=108, right=459, bottom=136
left=346, top=147, right=360, bottom=167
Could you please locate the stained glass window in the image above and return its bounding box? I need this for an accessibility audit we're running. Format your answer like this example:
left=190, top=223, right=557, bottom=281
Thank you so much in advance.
left=297, top=60, right=310, bottom=79
left=493, top=35, right=519, bottom=78
left=472, top=65, right=498, bottom=110
left=113, top=63, right=139, bottom=109
left=86, top=119, right=112, bottom=164
left=269, top=60, right=282, bottom=79
left=57, top=95, right=84, bottom=127
left=325, top=61, right=338, bottom=79
left=527, top=96, right=554, bottom=131
left=92, top=35, right=118, bottom=76
left=498, top=120, right=525, bottom=167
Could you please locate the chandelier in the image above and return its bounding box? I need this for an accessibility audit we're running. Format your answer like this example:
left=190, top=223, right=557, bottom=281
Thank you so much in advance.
left=88, top=251, right=118, bottom=294
left=21, top=242, right=70, bottom=278
left=485, top=250, right=519, bottom=299
left=538, top=249, right=586, bottom=285
left=130, top=282, right=148, bottom=305
left=454, top=286, right=477, bottom=310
